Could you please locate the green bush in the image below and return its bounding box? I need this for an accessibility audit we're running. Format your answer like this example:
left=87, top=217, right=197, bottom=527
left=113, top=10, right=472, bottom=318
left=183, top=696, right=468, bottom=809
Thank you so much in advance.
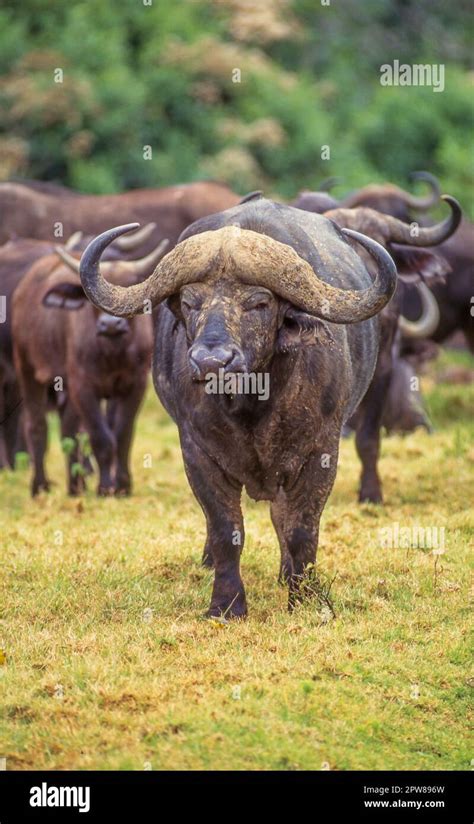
left=0, top=0, right=472, bottom=213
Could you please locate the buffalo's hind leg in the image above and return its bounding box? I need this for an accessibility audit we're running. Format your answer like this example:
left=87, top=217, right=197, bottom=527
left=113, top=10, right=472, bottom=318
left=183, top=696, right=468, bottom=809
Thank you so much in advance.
left=181, top=435, right=247, bottom=619
left=111, top=383, right=147, bottom=496
left=354, top=370, right=391, bottom=504
left=354, top=319, right=395, bottom=504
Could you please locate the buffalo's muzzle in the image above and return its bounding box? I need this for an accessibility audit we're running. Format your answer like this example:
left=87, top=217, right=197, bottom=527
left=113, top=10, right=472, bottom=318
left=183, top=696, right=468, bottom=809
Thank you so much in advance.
left=188, top=343, right=246, bottom=380
left=96, top=313, right=129, bottom=337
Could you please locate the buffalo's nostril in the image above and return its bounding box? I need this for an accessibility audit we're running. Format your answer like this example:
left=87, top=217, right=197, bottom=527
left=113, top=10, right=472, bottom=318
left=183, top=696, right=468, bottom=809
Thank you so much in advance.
left=189, top=344, right=244, bottom=378
left=97, top=314, right=129, bottom=336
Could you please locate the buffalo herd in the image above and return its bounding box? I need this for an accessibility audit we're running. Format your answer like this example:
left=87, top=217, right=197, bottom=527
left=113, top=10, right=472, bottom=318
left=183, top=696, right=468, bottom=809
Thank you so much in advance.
left=0, top=174, right=471, bottom=616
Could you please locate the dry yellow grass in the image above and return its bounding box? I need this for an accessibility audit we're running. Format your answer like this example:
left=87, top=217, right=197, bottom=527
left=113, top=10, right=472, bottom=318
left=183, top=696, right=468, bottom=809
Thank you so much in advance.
left=0, top=350, right=472, bottom=770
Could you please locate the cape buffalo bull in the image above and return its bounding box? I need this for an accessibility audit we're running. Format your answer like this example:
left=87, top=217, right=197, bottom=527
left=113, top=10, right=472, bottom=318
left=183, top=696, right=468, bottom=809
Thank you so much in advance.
left=323, top=173, right=474, bottom=353
left=78, top=197, right=399, bottom=616
left=11, top=240, right=168, bottom=496
left=323, top=197, right=460, bottom=502
left=0, top=180, right=240, bottom=256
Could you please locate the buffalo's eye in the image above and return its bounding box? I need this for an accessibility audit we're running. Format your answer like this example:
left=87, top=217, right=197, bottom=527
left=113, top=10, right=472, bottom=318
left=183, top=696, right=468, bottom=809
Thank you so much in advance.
left=181, top=294, right=202, bottom=312
left=243, top=294, right=272, bottom=312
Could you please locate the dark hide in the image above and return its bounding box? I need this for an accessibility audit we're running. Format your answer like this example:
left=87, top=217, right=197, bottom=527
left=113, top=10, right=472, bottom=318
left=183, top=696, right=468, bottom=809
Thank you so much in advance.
left=152, top=199, right=385, bottom=616
left=12, top=255, right=152, bottom=496
left=0, top=181, right=240, bottom=258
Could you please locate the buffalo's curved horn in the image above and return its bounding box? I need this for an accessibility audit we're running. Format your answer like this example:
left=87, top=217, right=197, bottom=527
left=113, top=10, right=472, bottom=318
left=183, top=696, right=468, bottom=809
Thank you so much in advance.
left=318, top=176, right=341, bottom=192
left=114, top=222, right=157, bottom=251
left=80, top=223, right=209, bottom=316
left=55, top=247, right=82, bottom=273
left=57, top=234, right=169, bottom=282
left=383, top=196, right=461, bottom=246
left=64, top=231, right=83, bottom=250
left=398, top=281, right=440, bottom=338
left=120, top=237, right=169, bottom=280
left=406, top=171, right=441, bottom=210
left=79, top=223, right=397, bottom=323
left=206, top=227, right=397, bottom=323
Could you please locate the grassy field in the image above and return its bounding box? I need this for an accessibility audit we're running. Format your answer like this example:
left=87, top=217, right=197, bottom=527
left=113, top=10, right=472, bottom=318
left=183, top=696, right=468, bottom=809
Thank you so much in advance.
left=0, top=349, right=472, bottom=771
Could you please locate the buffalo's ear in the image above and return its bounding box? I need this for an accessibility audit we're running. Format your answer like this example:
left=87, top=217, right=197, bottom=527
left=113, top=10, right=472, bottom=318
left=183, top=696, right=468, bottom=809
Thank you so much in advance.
left=42, top=283, right=87, bottom=310
left=391, top=245, right=451, bottom=284
left=165, top=294, right=184, bottom=323
left=276, top=305, right=334, bottom=353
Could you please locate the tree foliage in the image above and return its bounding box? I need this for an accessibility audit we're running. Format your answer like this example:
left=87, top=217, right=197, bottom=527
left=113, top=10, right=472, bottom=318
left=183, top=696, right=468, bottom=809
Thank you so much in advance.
left=0, top=0, right=472, bottom=212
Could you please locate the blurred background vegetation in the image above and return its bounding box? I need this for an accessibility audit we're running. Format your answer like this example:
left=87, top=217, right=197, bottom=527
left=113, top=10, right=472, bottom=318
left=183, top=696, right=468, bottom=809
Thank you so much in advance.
left=0, top=0, right=472, bottom=212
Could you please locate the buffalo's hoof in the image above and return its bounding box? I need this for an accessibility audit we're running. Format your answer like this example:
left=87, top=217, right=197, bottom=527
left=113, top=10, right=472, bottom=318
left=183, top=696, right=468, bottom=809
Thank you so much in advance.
left=359, top=490, right=383, bottom=504
left=97, top=485, right=115, bottom=497
left=68, top=478, right=86, bottom=497
left=114, top=486, right=131, bottom=497
left=205, top=606, right=247, bottom=621
left=31, top=479, right=50, bottom=497
left=206, top=591, right=248, bottom=620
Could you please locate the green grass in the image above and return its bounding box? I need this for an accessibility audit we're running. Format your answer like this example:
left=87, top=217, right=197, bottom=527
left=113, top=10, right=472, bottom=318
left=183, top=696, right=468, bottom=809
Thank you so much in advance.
left=0, top=352, right=472, bottom=771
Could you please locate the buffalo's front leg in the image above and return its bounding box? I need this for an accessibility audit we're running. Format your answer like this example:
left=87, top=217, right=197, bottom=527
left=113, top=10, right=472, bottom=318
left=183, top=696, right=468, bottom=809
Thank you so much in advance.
left=277, top=446, right=338, bottom=610
left=181, top=433, right=247, bottom=619
left=111, top=383, right=147, bottom=496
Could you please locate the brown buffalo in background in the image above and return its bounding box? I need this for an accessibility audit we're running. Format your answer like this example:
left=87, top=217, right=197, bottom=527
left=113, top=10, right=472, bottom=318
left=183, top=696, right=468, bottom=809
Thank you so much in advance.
left=0, top=180, right=240, bottom=257
left=11, top=236, right=168, bottom=496
left=330, top=173, right=474, bottom=352
left=0, top=237, right=66, bottom=469
left=295, top=172, right=474, bottom=352
left=0, top=232, right=167, bottom=470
